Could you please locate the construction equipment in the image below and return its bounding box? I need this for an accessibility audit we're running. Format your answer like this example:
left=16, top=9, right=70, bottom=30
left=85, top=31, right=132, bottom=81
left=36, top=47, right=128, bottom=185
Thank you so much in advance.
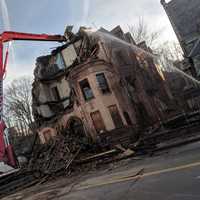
left=0, top=31, right=66, bottom=170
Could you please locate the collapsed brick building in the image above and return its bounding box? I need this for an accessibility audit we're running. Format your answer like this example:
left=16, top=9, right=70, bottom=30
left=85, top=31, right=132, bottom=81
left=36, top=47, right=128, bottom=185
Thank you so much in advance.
left=32, top=26, right=173, bottom=143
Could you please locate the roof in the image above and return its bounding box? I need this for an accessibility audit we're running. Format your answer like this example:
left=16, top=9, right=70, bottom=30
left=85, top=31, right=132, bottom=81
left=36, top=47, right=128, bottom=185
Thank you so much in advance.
left=110, top=25, right=125, bottom=40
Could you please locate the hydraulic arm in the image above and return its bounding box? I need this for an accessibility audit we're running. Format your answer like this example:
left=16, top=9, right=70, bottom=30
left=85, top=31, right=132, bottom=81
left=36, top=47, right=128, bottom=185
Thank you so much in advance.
left=0, top=31, right=66, bottom=167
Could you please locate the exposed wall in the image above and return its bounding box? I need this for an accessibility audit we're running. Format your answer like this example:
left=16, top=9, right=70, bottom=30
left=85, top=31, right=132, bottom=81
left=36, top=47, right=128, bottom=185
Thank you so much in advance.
left=37, top=60, right=136, bottom=142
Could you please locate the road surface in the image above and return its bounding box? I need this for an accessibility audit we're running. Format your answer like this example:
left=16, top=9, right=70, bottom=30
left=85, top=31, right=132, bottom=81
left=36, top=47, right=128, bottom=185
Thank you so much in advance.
left=2, top=141, right=200, bottom=200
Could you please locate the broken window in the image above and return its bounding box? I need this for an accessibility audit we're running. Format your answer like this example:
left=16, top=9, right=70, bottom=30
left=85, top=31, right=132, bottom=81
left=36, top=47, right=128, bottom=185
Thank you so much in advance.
left=108, top=105, right=124, bottom=128
left=55, top=53, right=66, bottom=69
left=51, top=86, right=61, bottom=101
left=79, top=79, right=94, bottom=101
left=96, top=73, right=110, bottom=94
left=90, top=111, right=106, bottom=133
left=115, top=50, right=130, bottom=65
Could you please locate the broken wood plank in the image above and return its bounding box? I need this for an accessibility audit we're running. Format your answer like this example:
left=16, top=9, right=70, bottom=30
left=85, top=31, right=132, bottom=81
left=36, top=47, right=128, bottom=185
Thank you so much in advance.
left=77, top=149, right=117, bottom=164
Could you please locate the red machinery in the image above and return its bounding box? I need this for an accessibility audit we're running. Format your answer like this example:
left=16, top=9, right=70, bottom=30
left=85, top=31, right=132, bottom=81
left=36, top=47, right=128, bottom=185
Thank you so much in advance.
left=0, top=31, right=66, bottom=168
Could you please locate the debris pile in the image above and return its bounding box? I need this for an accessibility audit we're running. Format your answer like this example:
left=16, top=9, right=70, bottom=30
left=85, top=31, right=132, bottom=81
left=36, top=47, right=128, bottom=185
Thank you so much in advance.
left=28, top=129, right=88, bottom=175
left=28, top=111, right=200, bottom=176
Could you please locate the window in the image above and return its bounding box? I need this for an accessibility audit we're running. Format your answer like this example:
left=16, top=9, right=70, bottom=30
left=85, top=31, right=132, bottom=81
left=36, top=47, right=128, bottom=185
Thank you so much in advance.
left=79, top=79, right=94, bottom=101
left=55, top=53, right=66, bottom=69
left=123, top=111, right=132, bottom=126
left=96, top=73, right=110, bottom=94
left=108, top=105, right=124, bottom=128
left=90, top=111, right=106, bottom=133
left=51, top=86, right=61, bottom=101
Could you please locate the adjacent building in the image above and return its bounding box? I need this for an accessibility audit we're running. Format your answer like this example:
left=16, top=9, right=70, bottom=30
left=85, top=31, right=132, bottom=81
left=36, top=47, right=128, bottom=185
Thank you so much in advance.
left=161, top=0, right=200, bottom=110
left=161, top=0, right=200, bottom=76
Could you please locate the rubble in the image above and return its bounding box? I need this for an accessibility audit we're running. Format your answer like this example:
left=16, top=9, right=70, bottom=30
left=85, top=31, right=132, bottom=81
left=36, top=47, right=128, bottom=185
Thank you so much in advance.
left=2, top=110, right=200, bottom=198
left=28, top=128, right=86, bottom=175
left=0, top=169, right=38, bottom=198
left=28, top=126, right=136, bottom=176
left=0, top=162, right=14, bottom=174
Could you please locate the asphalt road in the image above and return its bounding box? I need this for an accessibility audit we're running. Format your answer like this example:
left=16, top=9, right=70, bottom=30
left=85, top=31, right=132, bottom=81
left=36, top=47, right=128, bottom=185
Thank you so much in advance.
left=3, top=141, right=200, bottom=200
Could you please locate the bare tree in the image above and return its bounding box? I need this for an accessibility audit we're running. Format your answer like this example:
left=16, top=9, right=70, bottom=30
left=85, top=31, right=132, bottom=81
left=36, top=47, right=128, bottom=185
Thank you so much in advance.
left=156, top=41, right=183, bottom=62
left=128, top=18, right=183, bottom=60
left=155, top=40, right=184, bottom=73
left=128, top=18, right=163, bottom=48
left=4, top=76, right=34, bottom=135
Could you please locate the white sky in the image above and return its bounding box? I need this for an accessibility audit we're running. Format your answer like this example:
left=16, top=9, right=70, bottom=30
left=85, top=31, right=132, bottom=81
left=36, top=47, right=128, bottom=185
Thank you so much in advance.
left=0, top=0, right=177, bottom=84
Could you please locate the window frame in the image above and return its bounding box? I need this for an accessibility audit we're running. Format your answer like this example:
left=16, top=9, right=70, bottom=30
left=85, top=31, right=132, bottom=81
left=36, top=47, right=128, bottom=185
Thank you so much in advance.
left=108, top=104, right=124, bottom=129
left=51, top=86, right=61, bottom=101
left=79, top=78, right=94, bottom=101
left=96, top=73, right=111, bottom=94
left=90, top=110, right=106, bottom=134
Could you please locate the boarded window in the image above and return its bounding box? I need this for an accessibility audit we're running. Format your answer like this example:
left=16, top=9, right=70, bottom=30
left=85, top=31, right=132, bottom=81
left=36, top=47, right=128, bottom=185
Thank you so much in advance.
left=79, top=79, right=94, bottom=101
left=90, top=111, right=106, bottom=133
left=51, top=86, right=61, bottom=101
left=96, top=73, right=110, bottom=94
left=108, top=105, right=123, bottom=128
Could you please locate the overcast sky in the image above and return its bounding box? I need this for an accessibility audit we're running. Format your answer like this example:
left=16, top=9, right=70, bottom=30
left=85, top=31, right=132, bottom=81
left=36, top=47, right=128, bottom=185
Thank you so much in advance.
left=0, top=0, right=177, bottom=83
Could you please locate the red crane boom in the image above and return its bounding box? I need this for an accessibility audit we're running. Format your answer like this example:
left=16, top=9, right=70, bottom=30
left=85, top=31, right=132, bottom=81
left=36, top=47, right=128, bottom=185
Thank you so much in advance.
left=0, top=31, right=66, bottom=168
